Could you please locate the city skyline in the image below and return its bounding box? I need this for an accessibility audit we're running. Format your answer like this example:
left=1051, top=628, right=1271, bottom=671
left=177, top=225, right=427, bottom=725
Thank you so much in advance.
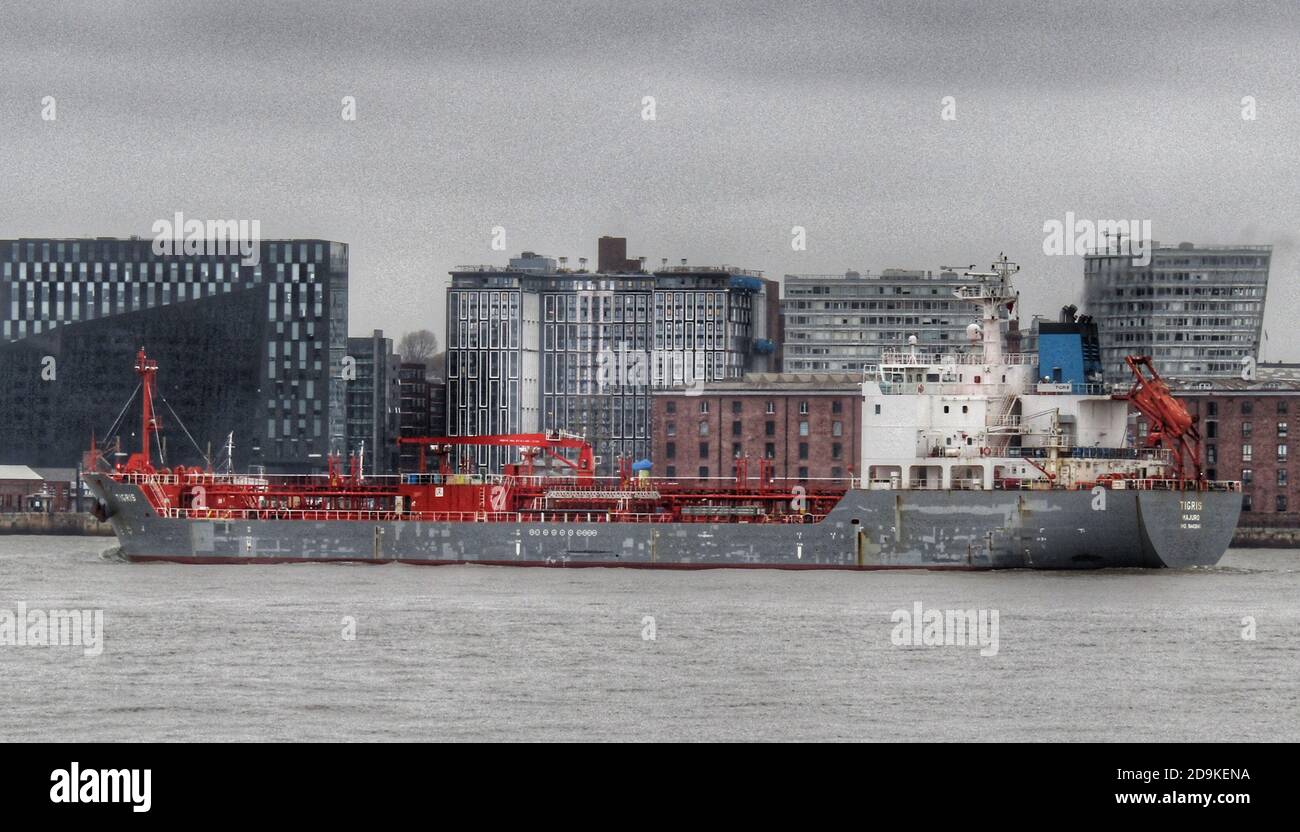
left=2, top=1, right=1297, bottom=359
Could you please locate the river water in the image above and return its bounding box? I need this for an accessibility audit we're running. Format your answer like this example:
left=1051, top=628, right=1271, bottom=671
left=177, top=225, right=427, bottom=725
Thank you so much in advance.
left=1, top=536, right=1297, bottom=741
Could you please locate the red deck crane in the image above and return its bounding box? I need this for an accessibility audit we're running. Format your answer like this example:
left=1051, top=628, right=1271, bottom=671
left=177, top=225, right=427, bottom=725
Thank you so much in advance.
left=397, top=432, right=597, bottom=485
left=1125, top=355, right=1201, bottom=481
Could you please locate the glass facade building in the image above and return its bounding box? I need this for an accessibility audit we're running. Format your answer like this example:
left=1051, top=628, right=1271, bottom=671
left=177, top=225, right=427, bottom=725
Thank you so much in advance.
left=0, top=237, right=348, bottom=472
left=1083, top=242, right=1271, bottom=384
left=446, top=254, right=771, bottom=474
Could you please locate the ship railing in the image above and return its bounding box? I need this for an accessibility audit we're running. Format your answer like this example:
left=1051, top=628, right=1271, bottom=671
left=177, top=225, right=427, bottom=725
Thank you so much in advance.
left=879, top=350, right=1036, bottom=367
left=906, top=478, right=989, bottom=490
left=1122, top=478, right=1242, bottom=492
left=1015, top=446, right=1172, bottom=463
left=1025, top=381, right=1113, bottom=396
left=118, top=472, right=182, bottom=485
left=158, top=506, right=835, bottom=524
left=162, top=507, right=528, bottom=523
left=159, top=507, right=687, bottom=524
left=879, top=382, right=1014, bottom=397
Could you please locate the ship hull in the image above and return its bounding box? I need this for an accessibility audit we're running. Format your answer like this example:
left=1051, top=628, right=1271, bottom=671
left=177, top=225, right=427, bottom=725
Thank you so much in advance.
left=85, top=474, right=1239, bottom=569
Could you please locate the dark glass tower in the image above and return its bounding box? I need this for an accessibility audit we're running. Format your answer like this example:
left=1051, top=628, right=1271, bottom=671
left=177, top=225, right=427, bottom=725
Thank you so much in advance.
left=0, top=237, right=348, bottom=472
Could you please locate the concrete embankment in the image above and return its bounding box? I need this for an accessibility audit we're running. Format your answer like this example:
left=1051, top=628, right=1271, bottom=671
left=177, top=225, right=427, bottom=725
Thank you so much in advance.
left=1232, top=526, right=1300, bottom=548
left=0, top=513, right=114, bottom=536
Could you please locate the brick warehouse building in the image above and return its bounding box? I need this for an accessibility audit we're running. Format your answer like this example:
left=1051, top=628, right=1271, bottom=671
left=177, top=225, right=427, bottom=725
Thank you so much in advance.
left=1146, top=364, right=1300, bottom=529
left=650, top=373, right=862, bottom=484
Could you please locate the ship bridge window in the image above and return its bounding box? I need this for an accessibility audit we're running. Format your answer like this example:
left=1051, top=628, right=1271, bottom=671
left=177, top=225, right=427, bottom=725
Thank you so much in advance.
left=926, top=373, right=940, bottom=382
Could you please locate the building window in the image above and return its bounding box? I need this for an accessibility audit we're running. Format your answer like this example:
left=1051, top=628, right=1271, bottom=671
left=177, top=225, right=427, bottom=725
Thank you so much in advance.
left=666, top=401, right=676, bottom=414
left=1206, top=421, right=1217, bottom=439
left=799, top=401, right=809, bottom=415
left=732, top=442, right=742, bottom=458
left=699, top=442, right=709, bottom=458
left=1278, top=469, right=1287, bottom=487
left=832, top=442, right=842, bottom=459
left=731, top=400, right=741, bottom=414
left=874, top=404, right=881, bottom=415
left=666, top=441, right=676, bottom=459
left=1242, top=468, right=1253, bottom=484
left=1279, top=400, right=1289, bottom=415
left=799, top=442, right=809, bottom=460
left=832, top=421, right=843, bottom=437
left=1242, top=445, right=1253, bottom=462
left=1206, top=445, right=1217, bottom=465
left=799, top=421, right=809, bottom=436
left=832, top=400, right=842, bottom=414
left=1278, top=495, right=1288, bottom=513
left=666, top=465, right=676, bottom=478
left=1242, top=421, right=1253, bottom=438
left=699, top=401, right=709, bottom=414
left=798, top=466, right=809, bottom=480
left=699, top=422, right=709, bottom=436
left=765, top=420, right=775, bottom=436
left=764, top=442, right=775, bottom=458
left=1207, top=401, right=1218, bottom=417
left=1241, top=400, right=1254, bottom=415
left=765, top=401, right=775, bottom=414
left=732, top=420, right=742, bottom=437
left=666, top=421, right=676, bottom=437
left=1280, top=422, right=1288, bottom=437
left=1242, top=493, right=1253, bottom=512
left=698, top=466, right=709, bottom=479
left=1279, top=444, right=1288, bottom=462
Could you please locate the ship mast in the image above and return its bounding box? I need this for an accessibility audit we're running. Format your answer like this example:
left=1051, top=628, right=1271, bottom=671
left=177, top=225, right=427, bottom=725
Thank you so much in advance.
left=952, top=255, right=1018, bottom=365
left=130, top=348, right=160, bottom=474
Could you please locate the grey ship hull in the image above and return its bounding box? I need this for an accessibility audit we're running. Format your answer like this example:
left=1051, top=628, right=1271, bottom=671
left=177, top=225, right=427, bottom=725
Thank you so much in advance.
left=85, top=474, right=1239, bottom=569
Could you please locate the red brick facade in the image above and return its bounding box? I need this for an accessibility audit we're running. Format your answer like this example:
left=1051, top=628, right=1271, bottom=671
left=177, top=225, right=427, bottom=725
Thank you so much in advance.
left=1145, top=388, right=1300, bottom=526
left=650, top=375, right=861, bottom=484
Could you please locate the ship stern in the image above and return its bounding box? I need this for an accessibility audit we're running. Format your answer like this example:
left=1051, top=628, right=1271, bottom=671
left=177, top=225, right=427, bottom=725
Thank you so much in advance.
left=1135, top=488, right=1240, bottom=568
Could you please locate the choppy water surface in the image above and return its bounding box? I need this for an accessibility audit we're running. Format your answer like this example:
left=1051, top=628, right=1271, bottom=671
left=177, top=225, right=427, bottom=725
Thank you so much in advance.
left=1, top=537, right=1297, bottom=741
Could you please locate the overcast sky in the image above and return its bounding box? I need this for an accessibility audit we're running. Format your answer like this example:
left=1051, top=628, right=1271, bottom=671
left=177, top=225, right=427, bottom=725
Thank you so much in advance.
left=4, top=0, right=1298, bottom=357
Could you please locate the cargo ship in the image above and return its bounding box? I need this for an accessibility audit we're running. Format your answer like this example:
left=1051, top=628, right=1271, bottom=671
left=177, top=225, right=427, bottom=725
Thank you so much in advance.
left=83, top=256, right=1241, bottom=569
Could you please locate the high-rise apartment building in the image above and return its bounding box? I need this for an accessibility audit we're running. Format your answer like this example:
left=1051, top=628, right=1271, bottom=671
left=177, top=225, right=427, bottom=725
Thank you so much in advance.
left=397, top=361, right=432, bottom=472
left=1083, top=242, right=1271, bottom=384
left=782, top=269, right=986, bottom=374
left=345, top=330, right=401, bottom=475
left=445, top=243, right=776, bottom=474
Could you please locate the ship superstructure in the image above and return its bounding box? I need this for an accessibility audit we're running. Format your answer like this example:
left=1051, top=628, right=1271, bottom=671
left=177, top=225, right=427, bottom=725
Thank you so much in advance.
left=862, top=256, right=1176, bottom=492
